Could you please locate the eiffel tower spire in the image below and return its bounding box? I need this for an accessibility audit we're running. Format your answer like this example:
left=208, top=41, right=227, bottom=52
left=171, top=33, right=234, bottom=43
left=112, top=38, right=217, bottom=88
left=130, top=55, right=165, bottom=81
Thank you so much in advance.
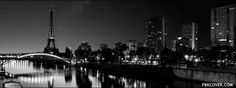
left=44, top=5, right=59, bottom=55
left=49, top=6, right=55, bottom=39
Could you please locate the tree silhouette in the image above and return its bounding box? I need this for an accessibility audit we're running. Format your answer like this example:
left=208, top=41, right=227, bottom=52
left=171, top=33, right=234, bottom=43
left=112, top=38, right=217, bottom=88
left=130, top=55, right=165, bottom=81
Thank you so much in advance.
left=113, top=42, right=128, bottom=63
left=136, top=47, right=150, bottom=61
left=65, top=46, right=73, bottom=60
left=160, top=47, right=172, bottom=67
left=128, top=50, right=136, bottom=61
left=100, top=47, right=113, bottom=63
left=74, top=42, right=92, bottom=63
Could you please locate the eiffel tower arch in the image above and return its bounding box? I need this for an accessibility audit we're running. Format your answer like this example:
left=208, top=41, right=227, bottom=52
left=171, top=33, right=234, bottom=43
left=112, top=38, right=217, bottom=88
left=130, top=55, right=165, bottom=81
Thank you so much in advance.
left=43, top=6, right=59, bottom=55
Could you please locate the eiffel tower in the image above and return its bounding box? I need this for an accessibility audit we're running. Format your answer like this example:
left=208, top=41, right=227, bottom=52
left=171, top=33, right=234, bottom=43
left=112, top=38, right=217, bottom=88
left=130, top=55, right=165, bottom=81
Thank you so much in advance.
left=43, top=7, right=59, bottom=55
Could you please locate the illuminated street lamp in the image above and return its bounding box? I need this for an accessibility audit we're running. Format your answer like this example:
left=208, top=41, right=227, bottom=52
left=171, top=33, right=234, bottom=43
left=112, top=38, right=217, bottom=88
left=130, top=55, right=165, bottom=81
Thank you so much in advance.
left=184, top=55, right=189, bottom=60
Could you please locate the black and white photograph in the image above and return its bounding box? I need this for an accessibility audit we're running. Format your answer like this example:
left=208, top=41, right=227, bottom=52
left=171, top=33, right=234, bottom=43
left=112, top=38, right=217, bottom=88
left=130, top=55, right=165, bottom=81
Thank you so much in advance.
left=0, top=0, right=236, bottom=88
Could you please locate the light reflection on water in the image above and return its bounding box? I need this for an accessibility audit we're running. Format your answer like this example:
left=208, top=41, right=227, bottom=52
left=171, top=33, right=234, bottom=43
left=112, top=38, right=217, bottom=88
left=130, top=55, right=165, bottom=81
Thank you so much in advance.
left=0, top=60, right=201, bottom=88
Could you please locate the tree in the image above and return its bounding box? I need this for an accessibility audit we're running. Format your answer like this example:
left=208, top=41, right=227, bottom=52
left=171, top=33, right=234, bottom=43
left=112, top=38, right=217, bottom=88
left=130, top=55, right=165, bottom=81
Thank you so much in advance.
left=171, top=51, right=183, bottom=64
left=128, top=50, right=136, bottom=61
left=160, top=47, right=173, bottom=67
left=65, top=47, right=73, bottom=58
left=113, top=42, right=128, bottom=63
left=209, top=45, right=234, bottom=67
left=74, top=42, right=92, bottom=63
left=88, top=51, right=97, bottom=62
left=136, top=47, right=150, bottom=61
left=101, top=47, right=113, bottom=63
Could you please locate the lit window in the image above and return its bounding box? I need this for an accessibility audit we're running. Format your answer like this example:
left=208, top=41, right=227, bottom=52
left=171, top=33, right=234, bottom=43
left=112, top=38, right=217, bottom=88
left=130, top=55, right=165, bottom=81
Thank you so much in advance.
left=229, top=7, right=235, bottom=10
left=219, top=39, right=226, bottom=41
left=211, top=27, right=215, bottom=29
left=177, top=37, right=182, bottom=40
left=229, top=40, right=232, bottom=42
left=216, top=23, right=219, bottom=25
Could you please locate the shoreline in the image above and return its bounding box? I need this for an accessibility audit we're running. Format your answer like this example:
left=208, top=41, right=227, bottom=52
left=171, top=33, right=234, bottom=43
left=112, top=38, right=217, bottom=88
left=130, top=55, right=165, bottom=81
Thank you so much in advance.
left=74, top=63, right=236, bottom=85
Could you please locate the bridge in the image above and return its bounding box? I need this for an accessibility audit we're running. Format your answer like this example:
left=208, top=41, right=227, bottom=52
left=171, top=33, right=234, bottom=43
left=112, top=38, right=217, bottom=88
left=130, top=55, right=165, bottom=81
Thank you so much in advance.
left=0, top=52, right=70, bottom=65
left=18, top=53, right=64, bottom=60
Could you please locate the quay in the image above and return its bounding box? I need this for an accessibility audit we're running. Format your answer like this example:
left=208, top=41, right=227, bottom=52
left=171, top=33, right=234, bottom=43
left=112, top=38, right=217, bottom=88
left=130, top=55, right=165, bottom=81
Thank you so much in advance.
left=174, top=67, right=236, bottom=85
left=75, top=63, right=236, bottom=85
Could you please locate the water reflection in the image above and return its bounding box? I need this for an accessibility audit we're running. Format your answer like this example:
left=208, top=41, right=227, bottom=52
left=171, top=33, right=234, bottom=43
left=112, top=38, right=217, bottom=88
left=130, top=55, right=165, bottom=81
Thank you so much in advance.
left=48, top=78, right=54, bottom=88
left=100, top=73, right=125, bottom=88
left=0, top=60, right=201, bottom=88
left=76, top=67, right=201, bottom=88
left=83, top=67, right=146, bottom=88
left=32, top=61, right=41, bottom=70
left=64, top=68, right=72, bottom=83
left=76, top=68, right=92, bottom=88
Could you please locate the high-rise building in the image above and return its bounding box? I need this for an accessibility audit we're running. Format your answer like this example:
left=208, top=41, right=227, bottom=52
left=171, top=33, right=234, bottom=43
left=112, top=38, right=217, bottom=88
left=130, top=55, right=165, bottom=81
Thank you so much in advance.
left=211, top=4, right=236, bottom=47
left=182, top=22, right=198, bottom=50
left=145, top=16, right=167, bottom=52
left=171, top=39, right=176, bottom=51
left=175, top=36, right=190, bottom=53
left=126, top=40, right=138, bottom=51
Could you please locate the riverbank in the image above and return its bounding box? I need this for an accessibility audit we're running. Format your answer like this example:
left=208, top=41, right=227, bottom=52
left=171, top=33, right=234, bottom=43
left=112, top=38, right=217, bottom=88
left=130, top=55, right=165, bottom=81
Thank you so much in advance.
left=74, top=63, right=236, bottom=86
left=174, top=67, right=236, bottom=85
left=179, top=67, right=236, bottom=74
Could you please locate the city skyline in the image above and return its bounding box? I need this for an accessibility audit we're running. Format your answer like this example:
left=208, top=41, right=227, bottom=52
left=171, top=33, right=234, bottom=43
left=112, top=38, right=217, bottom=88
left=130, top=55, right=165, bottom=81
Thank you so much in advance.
left=0, top=1, right=234, bottom=53
left=1, top=1, right=236, bottom=88
left=211, top=4, right=236, bottom=47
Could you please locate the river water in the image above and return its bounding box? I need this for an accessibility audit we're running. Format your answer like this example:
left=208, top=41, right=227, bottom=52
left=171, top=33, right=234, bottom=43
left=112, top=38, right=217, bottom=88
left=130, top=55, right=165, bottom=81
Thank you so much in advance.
left=0, top=60, right=202, bottom=88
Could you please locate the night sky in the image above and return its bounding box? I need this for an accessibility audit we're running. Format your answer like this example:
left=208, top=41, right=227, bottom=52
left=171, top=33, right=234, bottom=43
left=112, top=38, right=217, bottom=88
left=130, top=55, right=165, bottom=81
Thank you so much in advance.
left=0, top=0, right=235, bottom=53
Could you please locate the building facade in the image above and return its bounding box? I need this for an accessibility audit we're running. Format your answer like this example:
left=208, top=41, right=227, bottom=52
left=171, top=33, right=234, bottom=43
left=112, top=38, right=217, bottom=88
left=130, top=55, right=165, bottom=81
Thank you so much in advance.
left=145, top=16, right=167, bottom=52
left=182, top=22, right=198, bottom=50
left=175, top=36, right=190, bottom=53
left=126, top=40, right=138, bottom=51
left=211, top=4, right=236, bottom=47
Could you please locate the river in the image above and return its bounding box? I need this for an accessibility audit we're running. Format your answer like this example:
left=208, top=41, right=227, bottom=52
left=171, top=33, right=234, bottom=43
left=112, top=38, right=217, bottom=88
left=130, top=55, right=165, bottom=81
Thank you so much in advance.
left=0, top=60, right=202, bottom=88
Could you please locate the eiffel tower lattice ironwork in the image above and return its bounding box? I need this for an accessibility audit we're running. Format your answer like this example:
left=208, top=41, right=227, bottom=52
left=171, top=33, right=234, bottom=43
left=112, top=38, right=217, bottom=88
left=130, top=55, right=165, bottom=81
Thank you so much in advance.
left=43, top=7, right=59, bottom=55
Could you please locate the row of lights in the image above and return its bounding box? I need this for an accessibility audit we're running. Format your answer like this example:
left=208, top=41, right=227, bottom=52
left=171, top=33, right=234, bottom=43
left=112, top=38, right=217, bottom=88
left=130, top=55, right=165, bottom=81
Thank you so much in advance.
left=184, top=55, right=201, bottom=63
